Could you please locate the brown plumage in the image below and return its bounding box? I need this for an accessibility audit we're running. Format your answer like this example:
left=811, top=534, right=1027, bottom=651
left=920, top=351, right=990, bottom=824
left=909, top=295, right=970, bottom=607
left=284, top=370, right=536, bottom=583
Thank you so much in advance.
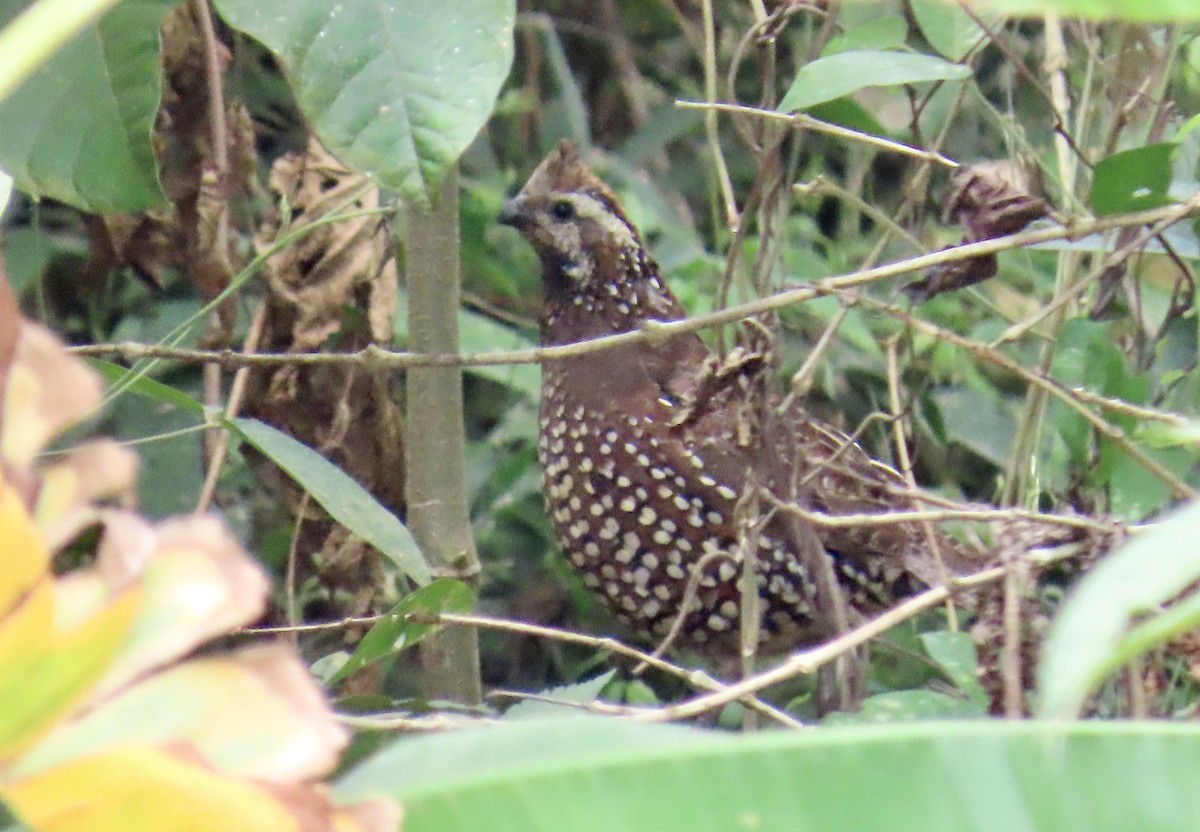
left=500, top=141, right=983, bottom=655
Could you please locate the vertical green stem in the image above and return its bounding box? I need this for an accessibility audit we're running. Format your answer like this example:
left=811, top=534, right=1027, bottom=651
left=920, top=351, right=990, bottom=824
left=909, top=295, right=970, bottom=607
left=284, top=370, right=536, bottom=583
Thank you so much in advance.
left=404, top=165, right=482, bottom=705
left=1001, top=13, right=1079, bottom=507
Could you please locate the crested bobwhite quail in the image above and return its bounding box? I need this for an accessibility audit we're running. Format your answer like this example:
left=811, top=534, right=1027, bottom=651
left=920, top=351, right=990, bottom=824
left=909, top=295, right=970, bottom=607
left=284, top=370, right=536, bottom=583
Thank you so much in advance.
left=500, top=141, right=982, bottom=655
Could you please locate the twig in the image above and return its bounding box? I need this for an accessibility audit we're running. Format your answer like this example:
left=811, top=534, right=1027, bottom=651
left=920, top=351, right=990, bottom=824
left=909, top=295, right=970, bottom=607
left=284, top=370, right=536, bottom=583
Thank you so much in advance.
left=250, top=610, right=804, bottom=729
left=995, top=211, right=1189, bottom=344
left=639, top=549, right=735, bottom=669
left=886, top=336, right=957, bottom=631
left=338, top=712, right=501, bottom=732
left=194, top=300, right=266, bottom=512
left=95, top=198, right=387, bottom=409
left=69, top=196, right=1200, bottom=371
left=1043, top=12, right=1078, bottom=198
left=285, top=491, right=310, bottom=646
left=700, top=0, right=739, bottom=230
left=770, top=499, right=1117, bottom=534
left=676, top=100, right=959, bottom=168
left=1002, top=547, right=1025, bottom=717
left=793, top=177, right=925, bottom=253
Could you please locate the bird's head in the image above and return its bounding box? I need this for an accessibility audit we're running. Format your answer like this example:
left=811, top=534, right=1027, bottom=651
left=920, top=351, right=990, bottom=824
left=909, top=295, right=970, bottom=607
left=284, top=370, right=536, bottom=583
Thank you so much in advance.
left=499, top=141, right=647, bottom=291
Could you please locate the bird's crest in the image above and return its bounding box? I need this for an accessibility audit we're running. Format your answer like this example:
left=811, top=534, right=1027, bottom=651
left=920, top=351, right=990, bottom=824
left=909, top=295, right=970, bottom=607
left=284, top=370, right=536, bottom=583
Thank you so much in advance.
left=519, top=141, right=618, bottom=205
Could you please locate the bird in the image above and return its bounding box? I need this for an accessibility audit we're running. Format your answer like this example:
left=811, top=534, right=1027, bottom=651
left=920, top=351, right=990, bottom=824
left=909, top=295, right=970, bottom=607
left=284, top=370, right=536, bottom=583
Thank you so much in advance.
left=498, top=141, right=988, bottom=657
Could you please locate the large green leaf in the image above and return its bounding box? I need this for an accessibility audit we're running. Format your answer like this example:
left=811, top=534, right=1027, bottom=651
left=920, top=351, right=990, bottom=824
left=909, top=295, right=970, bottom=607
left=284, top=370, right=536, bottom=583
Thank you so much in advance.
left=778, top=50, right=972, bottom=113
left=231, top=417, right=430, bottom=585
left=337, top=717, right=1200, bottom=831
left=1039, top=499, right=1200, bottom=718
left=978, top=0, right=1200, bottom=19
left=0, top=0, right=127, bottom=103
left=0, top=0, right=169, bottom=211
left=213, top=0, right=515, bottom=205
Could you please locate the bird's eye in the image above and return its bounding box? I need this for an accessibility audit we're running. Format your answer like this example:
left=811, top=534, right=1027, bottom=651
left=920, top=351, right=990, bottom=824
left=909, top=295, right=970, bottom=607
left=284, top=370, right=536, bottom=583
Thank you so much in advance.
left=550, top=200, right=575, bottom=221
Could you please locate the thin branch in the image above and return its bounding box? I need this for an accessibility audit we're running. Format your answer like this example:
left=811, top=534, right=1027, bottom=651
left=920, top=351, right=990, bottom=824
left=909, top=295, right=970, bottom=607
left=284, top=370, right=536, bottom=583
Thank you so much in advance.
left=995, top=210, right=1190, bottom=344
left=770, top=499, right=1118, bottom=534
left=338, top=713, right=501, bottom=732
left=886, top=336, right=958, bottom=631
left=676, top=100, right=959, bottom=168
left=700, top=0, right=739, bottom=230
left=1002, top=548, right=1026, bottom=717
left=285, top=491, right=310, bottom=647
left=69, top=196, right=1200, bottom=371
left=195, top=300, right=266, bottom=512
left=250, top=610, right=805, bottom=729
left=96, top=198, right=387, bottom=408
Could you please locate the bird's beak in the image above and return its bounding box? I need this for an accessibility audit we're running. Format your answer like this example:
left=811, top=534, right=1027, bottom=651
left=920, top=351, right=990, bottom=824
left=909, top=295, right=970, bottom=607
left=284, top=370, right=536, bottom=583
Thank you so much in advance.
left=498, top=196, right=530, bottom=229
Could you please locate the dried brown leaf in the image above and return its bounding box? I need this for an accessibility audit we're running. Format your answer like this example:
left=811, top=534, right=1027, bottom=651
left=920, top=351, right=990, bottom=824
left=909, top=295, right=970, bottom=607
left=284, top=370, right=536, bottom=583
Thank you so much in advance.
left=258, top=139, right=397, bottom=349
left=907, top=160, right=1050, bottom=302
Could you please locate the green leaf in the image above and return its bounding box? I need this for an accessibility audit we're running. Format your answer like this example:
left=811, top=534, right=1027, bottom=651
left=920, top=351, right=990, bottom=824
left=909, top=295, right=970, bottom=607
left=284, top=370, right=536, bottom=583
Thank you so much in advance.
left=338, top=717, right=1200, bottom=832
left=0, top=0, right=169, bottom=211
left=1090, top=143, right=1176, bottom=216
left=1141, top=420, right=1200, bottom=448
left=503, top=670, right=617, bottom=720
left=88, top=359, right=208, bottom=418
left=778, top=50, right=972, bottom=113
left=1176, top=112, right=1200, bottom=143
left=821, top=16, right=908, bottom=56
left=930, top=386, right=1015, bottom=468
left=804, top=98, right=888, bottom=138
left=230, top=417, right=430, bottom=585
left=213, top=0, right=515, bottom=206
left=921, top=630, right=989, bottom=709
left=910, top=0, right=998, bottom=61
left=1039, top=499, right=1200, bottom=718
left=0, top=0, right=128, bottom=104
left=824, top=690, right=984, bottom=723
left=329, top=580, right=475, bottom=684
left=1104, top=442, right=1193, bottom=521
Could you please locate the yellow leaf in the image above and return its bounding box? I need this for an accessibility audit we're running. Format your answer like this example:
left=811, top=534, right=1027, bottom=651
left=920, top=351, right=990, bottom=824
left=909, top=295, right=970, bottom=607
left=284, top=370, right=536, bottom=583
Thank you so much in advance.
left=1, top=746, right=300, bottom=832
left=0, top=480, right=47, bottom=617
left=17, top=644, right=346, bottom=783
left=0, top=584, right=139, bottom=761
left=90, top=516, right=269, bottom=699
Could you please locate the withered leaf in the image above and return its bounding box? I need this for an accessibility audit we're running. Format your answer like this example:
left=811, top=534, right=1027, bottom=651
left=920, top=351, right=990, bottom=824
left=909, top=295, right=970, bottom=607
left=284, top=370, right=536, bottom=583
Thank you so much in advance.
left=907, top=159, right=1049, bottom=302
